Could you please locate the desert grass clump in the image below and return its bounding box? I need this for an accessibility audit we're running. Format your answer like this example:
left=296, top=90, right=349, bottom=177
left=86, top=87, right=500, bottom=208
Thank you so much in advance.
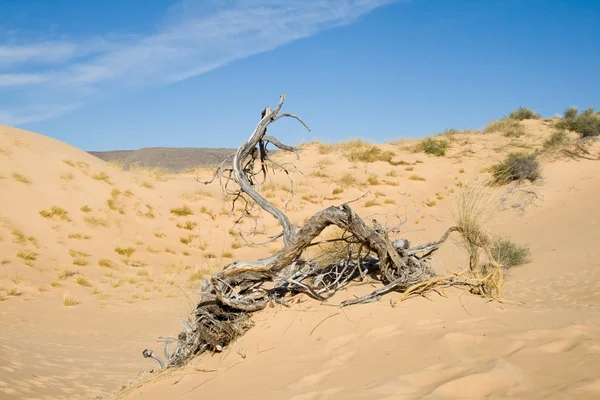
left=337, top=173, right=359, bottom=188
left=367, top=174, right=380, bottom=185
left=115, top=247, right=136, bottom=258
left=347, top=145, right=395, bottom=164
left=99, top=258, right=119, bottom=269
left=76, top=276, right=91, bottom=287
left=555, top=107, right=600, bottom=137
left=386, top=170, right=398, bottom=177
left=40, top=206, right=72, bottom=222
left=543, top=129, right=570, bottom=151
left=58, top=269, right=79, bottom=279
left=68, top=233, right=91, bottom=240
left=484, top=119, right=526, bottom=138
left=12, top=173, right=31, bottom=184
left=83, top=215, right=109, bottom=228
left=17, top=249, right=37, bottom=261
left=490, top=237, right=531, bottom=269
left=170, top=205, right=193, bottom=216
left=177, top=221, right=198, bottom=230
left=364, top=199, right=380, bottom=208
left=507, top=106, right=541, bottom=121
left=332, top=187, right=344, bottom=195
left=490, top=152, right=541, bottom=185
left=417, top=137, right=449, bottom=156
left=188, top=270, right=205, bottom=281
left=91, top=171, right=112, bottom=184
left=62, top=293, right=79, bottom=306
left=80, top=205, right=92, bottom=213
left=408, top=174, right=426, bottom=181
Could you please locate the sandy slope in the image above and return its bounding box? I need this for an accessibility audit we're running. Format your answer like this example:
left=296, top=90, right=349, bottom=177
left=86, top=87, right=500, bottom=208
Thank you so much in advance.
left=1, top=119, right=599, bottom=400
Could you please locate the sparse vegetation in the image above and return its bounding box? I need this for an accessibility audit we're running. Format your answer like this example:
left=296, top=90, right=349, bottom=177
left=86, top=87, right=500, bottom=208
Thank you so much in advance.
left=177, top=221, right=198, bottom=230
left=62, top=293, right=79, bottom=306
left=40, top=206, right=72, bottom=222
left=115, top=247, right=136, bottom=257
left=76, top=276, right=91, bottom=287
left=83, top=215, right=109, bottom=227
left=337, top=173, right=359, bottom=188
left=490, top=152, right=541, bottom=185
left=507, top=106, right=541, bottom=121
left=416, top=137, right=450, bottom=156
left=485, top=119, right=525, bottom=138
left=367, top=174, right=380, bottom=185
left=12, top=173, right=32, bottom=184
left=67, top=233, right=91, bottom=240
left=58, top=269, right=79, bottom=279
left=91, top=171, right=112, bottom=184
left=364, top=199, right=379, bottom=208
left=543, top=129, right=570, bottom=151
left=80, top=205, right=92, bottom=213
left=98, top=258, right=119, bottom=269
left=386, top=170, right=398, bottom=177
left=408, top=174, right=426, bottom=181
left=491, top=237, right=531, bottom=268
left=170, top=205, right=193, bottom=216
left=17, top=249, right=37, bottom=261
left=555, top=107, right=600, bottom=137
left=332, top=187, right=344, bottom=195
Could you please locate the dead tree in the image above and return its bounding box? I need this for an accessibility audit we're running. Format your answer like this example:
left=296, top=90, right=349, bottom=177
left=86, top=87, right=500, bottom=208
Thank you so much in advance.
left=144, top=94, right=502, bottom=369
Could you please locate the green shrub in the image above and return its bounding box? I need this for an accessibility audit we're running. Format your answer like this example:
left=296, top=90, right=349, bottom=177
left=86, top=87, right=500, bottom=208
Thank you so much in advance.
left=556, top=107, right=600, bottom=137
left=417, top=137, right=449, bottom=156
left=543, top=130, right=570, bottom=151
left=563, top=107, right=578, bottom=119
left=507, top=106, right=540, bottom=121
left=491, top=237, right=531, bottom=268
left=490, top=152, right=541, bottom=185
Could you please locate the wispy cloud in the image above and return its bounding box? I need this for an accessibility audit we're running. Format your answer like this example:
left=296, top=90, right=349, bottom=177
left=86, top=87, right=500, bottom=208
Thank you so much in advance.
left=0, top=0, right=398, bottom=125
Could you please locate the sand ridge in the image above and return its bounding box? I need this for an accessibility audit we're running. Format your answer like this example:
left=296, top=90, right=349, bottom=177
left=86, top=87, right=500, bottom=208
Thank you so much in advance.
left=1, top=118, right=599, bottom=399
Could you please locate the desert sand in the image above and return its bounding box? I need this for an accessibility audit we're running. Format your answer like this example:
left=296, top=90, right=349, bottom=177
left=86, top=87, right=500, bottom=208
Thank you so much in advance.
left=1, top=115, right=599, bottom=400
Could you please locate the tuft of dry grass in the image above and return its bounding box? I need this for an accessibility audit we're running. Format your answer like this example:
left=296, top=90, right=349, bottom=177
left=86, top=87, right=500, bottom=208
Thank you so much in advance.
left=188, top=270, right=205, bottom=281
left=76, top=276, right=91, bottom=286
left=68, top=233, right=91, bottom=240
left=337, top=173, right=359, bottom=188
left=408, top=174, right=426, bottom=181
left=58, top=269, right=79, bottom=279
left=364, top=199, right=380, bottom=208
left=384, top=199, right=396, bottom=205
left=99, top=258, right=119, bottom=269
left=17, top=249, right=37, bottom=261
left=83, top=215, right=109, bottom=228
left=153, top=231, right=165, bottom=238
left=367, top=174, right=380, bottom=185
left=177, top=220, right=198, bottom=230
left=115, top=247, right=135, bottom=257
left=62, top=293, right=79, bottom=306
left=170, top=205, right=193, bottom=216
left=424, top=199, right=437, bottom=207
left=12, top=172, right=32, bottom=184
left=80, top=205, right=92, bottom=213
left=415, top=137, right=450, bottom=156
left=60, top=173, right=74, bottom=180
left=62, top=159, right=76, bottom=167
left=91, top=171, right=112, bottom=184
left=485, top=119, right=525, bottom=138
left=40, top=206, right=72, bottom=222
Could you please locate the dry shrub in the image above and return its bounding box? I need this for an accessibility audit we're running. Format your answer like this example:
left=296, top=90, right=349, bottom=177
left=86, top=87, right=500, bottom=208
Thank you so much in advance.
left=555, top=106, right=600, bottom=137
left=416, top=137, right=449, bottom=156
left=543, top=129, right=570, bottom=151
left=490, top=152, right=541, bottom=185
left=485, top=119, right=525, bottom=137
left=507, top=106, right=541, bottom=121
left=490, top=237, right=531, bottom=269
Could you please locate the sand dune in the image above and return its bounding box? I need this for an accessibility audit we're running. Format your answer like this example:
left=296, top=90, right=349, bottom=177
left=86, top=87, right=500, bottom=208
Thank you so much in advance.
left=1, top=117, right=599, bottom=400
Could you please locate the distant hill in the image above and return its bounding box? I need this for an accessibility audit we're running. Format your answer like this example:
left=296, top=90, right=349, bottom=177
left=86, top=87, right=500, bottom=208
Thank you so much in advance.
left=87, top=147, right=239, bottom=172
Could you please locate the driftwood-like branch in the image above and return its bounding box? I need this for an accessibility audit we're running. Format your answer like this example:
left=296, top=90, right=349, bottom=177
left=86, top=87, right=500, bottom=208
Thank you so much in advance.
left=144, top=94, right=500, bottom=371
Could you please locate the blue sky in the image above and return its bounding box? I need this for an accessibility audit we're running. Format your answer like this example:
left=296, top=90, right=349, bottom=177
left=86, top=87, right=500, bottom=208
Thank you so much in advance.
left=1, top=0, right=599, bottom=151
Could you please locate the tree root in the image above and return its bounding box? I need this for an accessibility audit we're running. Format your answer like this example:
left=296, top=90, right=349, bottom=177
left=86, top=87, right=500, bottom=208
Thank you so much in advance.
left=142, top=94, right=504, bottom=370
